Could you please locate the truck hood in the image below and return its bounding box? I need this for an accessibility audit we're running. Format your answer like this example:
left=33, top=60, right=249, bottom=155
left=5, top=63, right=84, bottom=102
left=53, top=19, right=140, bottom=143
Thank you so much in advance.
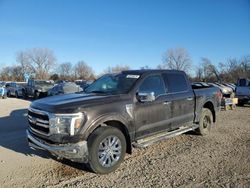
left=37, top=85, right=54, bottom=92
left=30, top=93, right=121, bottom=113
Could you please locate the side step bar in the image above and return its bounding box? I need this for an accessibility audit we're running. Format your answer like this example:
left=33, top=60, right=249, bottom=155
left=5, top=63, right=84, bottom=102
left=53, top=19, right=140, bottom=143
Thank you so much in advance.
left=133, top=124, right=199, bottom=148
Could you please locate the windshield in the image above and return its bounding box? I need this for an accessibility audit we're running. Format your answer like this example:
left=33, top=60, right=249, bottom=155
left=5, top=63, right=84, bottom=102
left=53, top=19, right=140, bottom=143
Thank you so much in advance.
left=85, top=73, right=140, bottom=94
left=35, top=81, right=53, bottom=86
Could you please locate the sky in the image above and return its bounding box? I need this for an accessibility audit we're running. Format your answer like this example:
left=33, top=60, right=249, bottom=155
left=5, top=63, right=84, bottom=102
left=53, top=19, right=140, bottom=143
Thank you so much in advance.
left=0, top=0, right=249, bottom=75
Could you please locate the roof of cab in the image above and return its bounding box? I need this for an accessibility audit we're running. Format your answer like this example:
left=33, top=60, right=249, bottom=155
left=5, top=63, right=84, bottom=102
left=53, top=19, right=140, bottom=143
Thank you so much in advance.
left=122, top=69, right=185, bottom=75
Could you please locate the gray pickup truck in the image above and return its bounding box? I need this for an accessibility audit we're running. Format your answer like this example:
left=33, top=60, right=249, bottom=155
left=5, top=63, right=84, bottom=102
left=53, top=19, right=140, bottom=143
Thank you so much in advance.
left=236, top=78, right=250, bottom=106
left=27, top=70, right=221, bottom=174
left=24, top=79, right=54, bottom=99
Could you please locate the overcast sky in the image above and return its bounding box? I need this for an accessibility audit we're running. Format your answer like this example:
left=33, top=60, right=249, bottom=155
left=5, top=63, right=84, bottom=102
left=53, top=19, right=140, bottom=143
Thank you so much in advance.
left=0, top=0, right=249, bottom=74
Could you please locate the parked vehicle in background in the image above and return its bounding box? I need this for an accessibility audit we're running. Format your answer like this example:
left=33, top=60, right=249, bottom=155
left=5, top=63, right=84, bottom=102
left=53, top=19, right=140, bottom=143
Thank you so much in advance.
left=75, top=80, right=90, bottom=90
left=215, top=82, right=233, bottom=94
left=222, top=83, right=236, bottom=92
left=24, top=79, right=54, bottom=99
left=48, top=82, right=83, bottom=96
left=192, top=82, right=211, bottom=88
left=5, top=82, right=25, bottom=98
left=0, top=82, right=7, bottom=99
left=236, top=78, right=250, bottom=106
left=27, top=70, right=221, bottom=174
left=209, top=83, right=233, bottom=98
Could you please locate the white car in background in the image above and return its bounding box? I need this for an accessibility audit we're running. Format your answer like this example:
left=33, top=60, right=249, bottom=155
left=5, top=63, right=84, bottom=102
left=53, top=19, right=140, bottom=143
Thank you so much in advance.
left=209, top=83, right=233, bottom=97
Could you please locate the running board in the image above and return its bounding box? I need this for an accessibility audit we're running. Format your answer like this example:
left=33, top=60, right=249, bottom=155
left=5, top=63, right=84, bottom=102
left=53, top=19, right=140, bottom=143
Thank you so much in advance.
left=133, top=124, right=199, bottom=148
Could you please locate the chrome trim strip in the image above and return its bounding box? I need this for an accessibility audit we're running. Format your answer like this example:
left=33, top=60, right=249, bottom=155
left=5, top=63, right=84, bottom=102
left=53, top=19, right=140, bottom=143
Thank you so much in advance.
left=30, top=127, right=49, bottom=136
left=28, top=118, right=49, bottom=128
left=36, top=122, right=49, bottom=128
left=28, top=115, right=49, bottom=124
left=28, top=107, right=50, bottom=116
left=36, top=118, right=49, bottom=124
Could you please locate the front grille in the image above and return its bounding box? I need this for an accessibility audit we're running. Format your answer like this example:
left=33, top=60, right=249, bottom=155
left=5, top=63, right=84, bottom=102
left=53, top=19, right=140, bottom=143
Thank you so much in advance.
left=28, top=108, right=50, bottom=136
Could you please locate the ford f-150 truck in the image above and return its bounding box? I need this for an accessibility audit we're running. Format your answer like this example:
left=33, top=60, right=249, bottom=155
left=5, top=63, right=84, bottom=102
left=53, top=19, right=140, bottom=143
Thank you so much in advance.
left=27, top=70, right=221, bottom=174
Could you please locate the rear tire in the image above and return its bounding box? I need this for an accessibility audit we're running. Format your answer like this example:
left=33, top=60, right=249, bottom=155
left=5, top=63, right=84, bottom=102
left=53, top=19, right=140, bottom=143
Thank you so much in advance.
left=87, top=126, right=126, bottom=174
left=196, top=108, right=213, bottom=136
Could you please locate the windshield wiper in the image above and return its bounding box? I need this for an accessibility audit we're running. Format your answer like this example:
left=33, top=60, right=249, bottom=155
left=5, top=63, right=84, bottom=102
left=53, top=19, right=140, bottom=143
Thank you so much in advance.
left=88, top=90, right=117, bottom=95
left=89, top=90, right=107, bottom=94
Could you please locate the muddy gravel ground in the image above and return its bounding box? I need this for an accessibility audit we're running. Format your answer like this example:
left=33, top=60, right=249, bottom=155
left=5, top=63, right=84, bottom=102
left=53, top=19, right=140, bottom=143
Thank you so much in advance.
left=0, top=98, right=249, bottom=188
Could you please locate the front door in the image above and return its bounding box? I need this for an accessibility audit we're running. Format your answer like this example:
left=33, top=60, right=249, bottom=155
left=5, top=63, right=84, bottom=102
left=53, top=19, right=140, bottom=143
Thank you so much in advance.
left=134, top=74, right=172, bottom=139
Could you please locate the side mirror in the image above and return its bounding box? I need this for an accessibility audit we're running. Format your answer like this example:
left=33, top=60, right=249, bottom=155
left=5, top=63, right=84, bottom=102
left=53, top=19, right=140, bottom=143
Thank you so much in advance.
left=137, top=92, right=156, bottom=102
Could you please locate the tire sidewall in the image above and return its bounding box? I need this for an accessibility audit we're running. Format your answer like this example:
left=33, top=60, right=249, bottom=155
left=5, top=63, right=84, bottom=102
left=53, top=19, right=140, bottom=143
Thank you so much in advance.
left=88, top=127, right=126, bottom=174
left=198, top=108, right=213, bottom=135
left=34, top=92, right=39, bottom=99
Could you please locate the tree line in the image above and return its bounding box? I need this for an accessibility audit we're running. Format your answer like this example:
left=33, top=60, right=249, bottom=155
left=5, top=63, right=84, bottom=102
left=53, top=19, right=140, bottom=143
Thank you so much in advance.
left=0, top=47, right=249, bottom=83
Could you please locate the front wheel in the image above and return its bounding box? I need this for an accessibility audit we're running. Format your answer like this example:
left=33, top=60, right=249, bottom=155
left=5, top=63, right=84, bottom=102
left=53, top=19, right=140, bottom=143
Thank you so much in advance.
left=196, top=108, right=213, bottom=136
left=15, top=91, right=19, bottom=98
left=87, top=126, right=126, bottom=174
left=34, top=92, right=39, bottom=99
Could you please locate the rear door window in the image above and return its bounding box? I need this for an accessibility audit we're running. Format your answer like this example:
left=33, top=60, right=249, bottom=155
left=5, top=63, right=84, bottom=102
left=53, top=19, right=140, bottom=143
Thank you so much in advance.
left=163, top=73, right=188, bottom=93
left=238, top=79, right=250, bottom=87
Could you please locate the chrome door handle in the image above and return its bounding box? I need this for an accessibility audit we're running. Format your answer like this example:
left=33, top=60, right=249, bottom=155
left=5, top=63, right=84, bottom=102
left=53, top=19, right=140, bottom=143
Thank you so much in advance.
left=187, top=97, right=193, bottom=101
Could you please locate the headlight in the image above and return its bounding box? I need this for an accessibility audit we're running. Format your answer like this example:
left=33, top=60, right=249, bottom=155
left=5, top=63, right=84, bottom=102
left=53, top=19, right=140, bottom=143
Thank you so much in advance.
left=222, top=89, right=227, bottom=93
left=49, top=112, right=84, bottom=136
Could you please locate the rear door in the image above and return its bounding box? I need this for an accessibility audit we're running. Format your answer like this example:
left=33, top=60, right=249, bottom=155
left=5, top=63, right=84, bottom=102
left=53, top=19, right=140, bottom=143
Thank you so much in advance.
left=162, top=72, right=195, bottom=130
left=134, top=74, right=172, bottom=139
left=27, top=80, right=34, bottom=95
left=11, top=83, right=16, bottom=95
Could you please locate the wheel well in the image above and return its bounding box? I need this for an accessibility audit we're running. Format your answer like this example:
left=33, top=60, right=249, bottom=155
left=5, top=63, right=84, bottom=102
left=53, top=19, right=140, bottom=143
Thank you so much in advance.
left=104, top=120, right=132, bottom=154
left=203, top=101, right=216, bottom=122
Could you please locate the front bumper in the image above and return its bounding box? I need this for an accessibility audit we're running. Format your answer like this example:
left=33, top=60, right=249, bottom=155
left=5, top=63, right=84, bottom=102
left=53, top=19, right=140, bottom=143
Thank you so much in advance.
left=27, top=130, right=89, bottom=163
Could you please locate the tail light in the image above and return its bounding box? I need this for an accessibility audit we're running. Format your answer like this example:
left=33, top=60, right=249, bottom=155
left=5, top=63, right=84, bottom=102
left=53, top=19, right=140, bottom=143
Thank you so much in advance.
left=216, top=91, right=223, bottom=100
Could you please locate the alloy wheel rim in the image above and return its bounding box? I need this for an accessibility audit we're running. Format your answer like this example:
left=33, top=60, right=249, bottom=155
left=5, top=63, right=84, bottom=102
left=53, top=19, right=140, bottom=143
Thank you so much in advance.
left=203, top=115, right=211, bottom=129
left=98, top=135, right=122, bottom=168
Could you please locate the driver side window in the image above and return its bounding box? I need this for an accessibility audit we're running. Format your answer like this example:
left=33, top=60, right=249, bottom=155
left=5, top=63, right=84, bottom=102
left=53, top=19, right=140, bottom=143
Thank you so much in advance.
left=138, top=75, right=165, bottom=98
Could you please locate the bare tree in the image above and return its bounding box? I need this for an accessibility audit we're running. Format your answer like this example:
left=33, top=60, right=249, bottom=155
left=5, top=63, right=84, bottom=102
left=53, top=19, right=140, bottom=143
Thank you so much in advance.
left=200, top=58, right=221, bottom=82
left=161, top=48, right=192, bottom=73
left=74, top=61, right=94, bottom=80
left=218, top=56, right=250, bottom=82
left=0, top=65, right=23, bottom=81
left=103, top=65, right=130, bottom=74
left=195, top=66, right=203, bottom=81
left=16, top=48, right=56, bottom=79
left=58, top=62, right=72, bottom=80
left=16, top=51, right=33, bottom=76
left=240, top=55, right=250, bottom=78
left=140, top=65, right=151, bottom=70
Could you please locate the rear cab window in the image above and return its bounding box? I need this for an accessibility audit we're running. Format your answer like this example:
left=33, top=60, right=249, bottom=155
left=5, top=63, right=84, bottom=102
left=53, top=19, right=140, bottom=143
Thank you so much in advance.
left=162, top=72, right=189, bottom=93
left=238, top=79, right=250, bottom=87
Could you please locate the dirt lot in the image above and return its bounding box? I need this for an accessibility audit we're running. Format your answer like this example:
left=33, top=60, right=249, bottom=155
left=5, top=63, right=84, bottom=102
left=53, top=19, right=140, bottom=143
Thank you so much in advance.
left=0, top=98, right=249, bottom=188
